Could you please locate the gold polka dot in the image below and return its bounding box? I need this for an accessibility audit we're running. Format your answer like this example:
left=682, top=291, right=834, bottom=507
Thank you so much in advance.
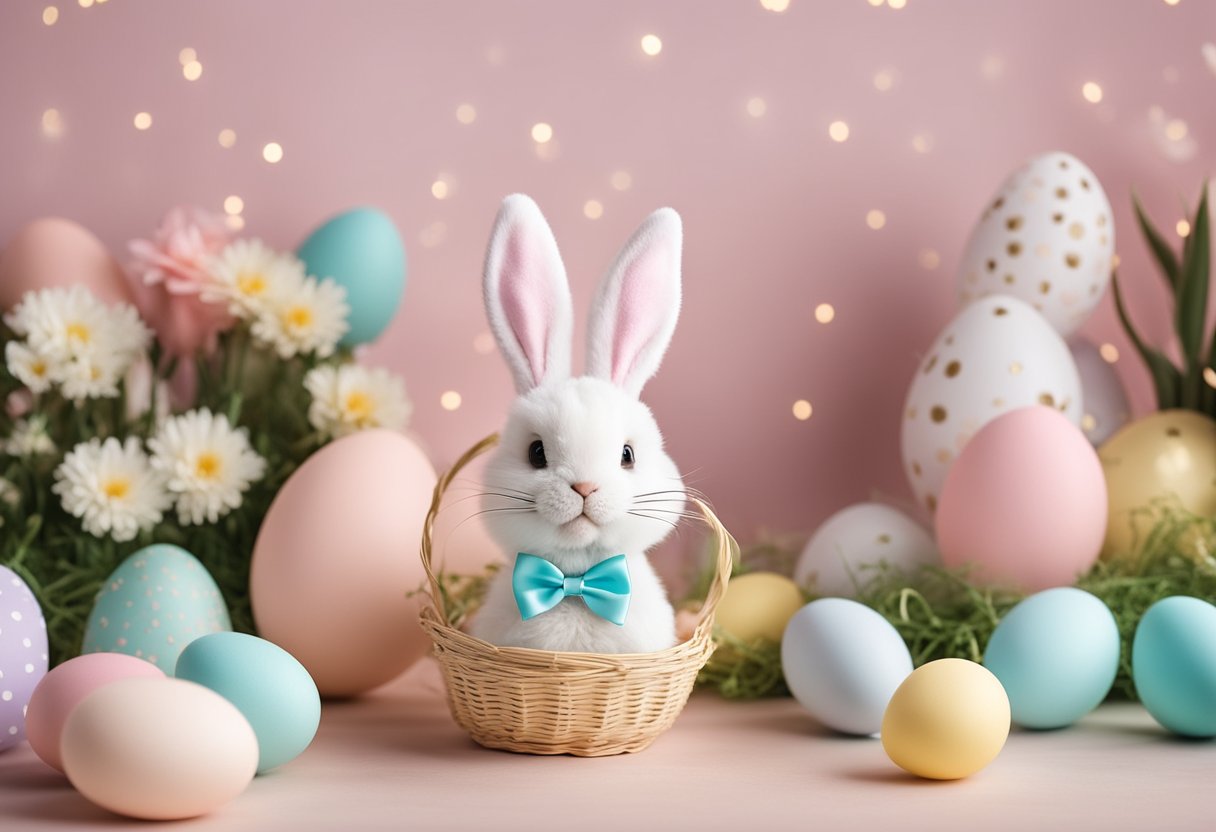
left=1058, top=160, right=1070, bottom=170
left=1099, top=235, right=1109, bottom=246
left=935, top=448, right=952, bottom=464
left=930, top=405, right=948, bottom=423
left=944, top=335, right=955, bottom=346
left=1007, top=242, right=1022, bottom=256
left=1065, top=253, right=1081, bottom=268
left=944, top=360, right=961, bottom=378
left=1052, top=212, right=1065, bottom=223
left=1006, top=216, right=1023, bottom=231
left=912, top=461, right=923, bottom=476
left=1055, top=187, right=1069, bottom=199
left=907, top=407, right=918, bottom=420
left=1080, top=178, right=1090, bottom=190
left=926, top=495, right=937, bottom=511
left=1009, top=362, right=1023, bottom=375
left=986, top=259, right=997, bottom=272
left=1166, top=427, right=1181, bottom=438
left=1004, top=274, right=1016, bottom=285
left=1039, top=392, right=1056, bottom=406
left=1096, top=214, right=1107, bottom=227
left=923, top=355, right=938, bottom=373
left=994, top=307, right=1008, bottom=317
left=993, top=397, right=1005, bottom=407
left=993, top=197, right=1005, bottom=210
left=877, top=534, right=892, bottom=545
left=1069, top=222, right=1085, bottom=239
left=1040, top=280, right=1051, bottom=294
left=1081, top=414, right=1096, bottom=433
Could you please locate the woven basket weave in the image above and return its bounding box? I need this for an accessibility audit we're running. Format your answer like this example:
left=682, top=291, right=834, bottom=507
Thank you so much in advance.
left=419, top=434, right=736, bottom=756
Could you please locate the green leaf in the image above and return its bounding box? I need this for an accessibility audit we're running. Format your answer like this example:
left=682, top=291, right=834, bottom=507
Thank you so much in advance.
left=1112, top=271, right=1182, bottom=408
left=1176, top=183, right=1211, bottom=371
left=1133, top=191, right=1181, bottom=293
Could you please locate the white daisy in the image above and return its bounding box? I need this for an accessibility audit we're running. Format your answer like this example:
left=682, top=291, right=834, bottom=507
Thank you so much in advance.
left=149, top=409, right=267, bottom=525
left=5, top=341, right=56, bottom=393
left=52, top=437, right=170, bottom=542
left=3, top=286, right=149, bottom=400
left=304, top=364, right=412, bottom=438
left=204, top=239, right=305, bottom=319
left=4, top=416, right=56, bottom=457
left=251, top=275, right=349, bottom=359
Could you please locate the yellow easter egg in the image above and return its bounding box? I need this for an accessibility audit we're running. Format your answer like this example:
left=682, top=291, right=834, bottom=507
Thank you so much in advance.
left=881, top=658, right=1010, bottom=780
left=713, top=572, right=804, bottom=643
left=1098, top=410, right=1216, bottom=559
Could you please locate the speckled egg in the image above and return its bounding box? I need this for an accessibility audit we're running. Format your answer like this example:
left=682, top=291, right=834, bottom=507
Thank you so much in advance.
left=82, top=545, right=231, bottom=671
left=794, top=503, right=937, bottom=597
left=956, top=151, right=1114, bottom=336
left=901, top=294, right=1082, bottom=513
left=0, top=565, right=48, bottom=752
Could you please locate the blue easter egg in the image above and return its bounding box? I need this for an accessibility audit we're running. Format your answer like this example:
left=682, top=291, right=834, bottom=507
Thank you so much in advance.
left=1133, top=596, right=1216, bottom=737
left=176, top=632, right=320, bottom=773
left=983, top=587, right=1119, bottom=729
left=296, top=207, right=406, bottom=346
left=82, top=544, right=231, bottom=672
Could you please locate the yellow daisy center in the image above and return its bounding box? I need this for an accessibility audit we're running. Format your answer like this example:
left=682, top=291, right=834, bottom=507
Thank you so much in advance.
left=237, top=272, right=267, bottom=297
left=103, top=478, right=130, bottom=499
left=285, top=305, right=313, bottom=329
left=31, top=361, right=47, bottom=377
left=344, top=390, right=375, bottom=423
left=66, top=322, right=91, bottom=343
left=195, top=452, right=222, bottom=480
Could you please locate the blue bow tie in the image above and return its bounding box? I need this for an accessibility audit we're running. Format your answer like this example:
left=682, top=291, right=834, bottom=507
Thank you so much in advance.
left=512, top=553, right=631, bottom=626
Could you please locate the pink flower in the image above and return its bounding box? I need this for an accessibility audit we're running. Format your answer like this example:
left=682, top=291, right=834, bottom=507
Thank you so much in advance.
left=126, top=206, right=236, bottom=356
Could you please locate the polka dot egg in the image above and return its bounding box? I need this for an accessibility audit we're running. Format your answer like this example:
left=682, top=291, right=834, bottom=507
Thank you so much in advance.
left=956, top=151, right=1114, bottom=337
left=0, top=565, right=49, bottom=751
left=82, top=544, right=231, bottom=671
left=900, top=295, right=1082, bottom=513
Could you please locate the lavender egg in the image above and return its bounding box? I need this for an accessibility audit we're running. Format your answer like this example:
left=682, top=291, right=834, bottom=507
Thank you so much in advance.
left=0, top=565, right=49, bottom=751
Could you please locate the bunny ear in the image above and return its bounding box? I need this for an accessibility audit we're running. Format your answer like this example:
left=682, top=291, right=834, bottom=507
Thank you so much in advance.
left=585, top=208, right=683, bottom=397
left=483, top=194, right=573, bottom=394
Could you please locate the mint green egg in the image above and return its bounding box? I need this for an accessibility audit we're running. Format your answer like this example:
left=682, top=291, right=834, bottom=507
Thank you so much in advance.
left=296, top=207, right=406, bottom=346
left=1133, top=596, right=1216, bottom=738
left=176, top=632, right=320, bottom=773
left=82, top=544, right=231, bottom=672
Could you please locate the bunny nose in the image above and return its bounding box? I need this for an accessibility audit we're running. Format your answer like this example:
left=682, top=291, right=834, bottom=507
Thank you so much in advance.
left=571, top=482, right=599, bottom=498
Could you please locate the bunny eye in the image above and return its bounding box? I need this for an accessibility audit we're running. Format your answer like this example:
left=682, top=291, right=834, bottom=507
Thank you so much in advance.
left=528, top=440, right=548, bottom=469
left=621, top=444, right=635, bottom=469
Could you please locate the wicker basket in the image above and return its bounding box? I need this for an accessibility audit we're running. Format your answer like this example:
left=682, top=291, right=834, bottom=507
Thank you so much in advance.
left=418, top=434, right=736, bottom=756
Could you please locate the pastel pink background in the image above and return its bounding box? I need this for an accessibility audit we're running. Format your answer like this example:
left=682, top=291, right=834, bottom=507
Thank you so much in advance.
left=2, top=0, right=1214, bottom=556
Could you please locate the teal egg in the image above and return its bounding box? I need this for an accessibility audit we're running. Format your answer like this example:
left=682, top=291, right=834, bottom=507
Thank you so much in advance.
left=175, top=632, right=320, bottom=773
left=1133, top=596, right=1216, bottom=737
left=296, top=207, right=406, bottom=346
left=82, top=544, right=231, bottom=673
left=983, top=587, right=1118, bottom=729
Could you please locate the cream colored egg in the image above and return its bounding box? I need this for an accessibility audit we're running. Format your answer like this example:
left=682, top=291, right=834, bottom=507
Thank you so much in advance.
left=901, top=294, right=1082, bottom=513
left=714, top=572, right=804, bottom=643
left=957, top=151, right=1114, bottom=336
left=794, top=503, right=937, bottom=597
left=62, top=677, right=258, bottom=820
left=881, top=658, right=1010, bottom=780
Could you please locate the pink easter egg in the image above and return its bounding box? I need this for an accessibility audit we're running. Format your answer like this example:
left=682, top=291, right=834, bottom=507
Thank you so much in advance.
left=25, top=652, right=165, bottom=773
left=935, top=406, right=1107, bottom=591
left=0, top=218, right=134, bottom=310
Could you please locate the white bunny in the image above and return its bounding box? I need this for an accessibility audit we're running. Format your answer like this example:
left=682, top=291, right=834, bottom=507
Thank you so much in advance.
left=468, top=194, right=686, bottom=654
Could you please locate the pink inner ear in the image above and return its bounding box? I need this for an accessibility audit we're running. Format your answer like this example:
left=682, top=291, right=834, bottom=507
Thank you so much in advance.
left=611, top=244, right=673, bottom=386
left=501, top=229, right=554, bottom=387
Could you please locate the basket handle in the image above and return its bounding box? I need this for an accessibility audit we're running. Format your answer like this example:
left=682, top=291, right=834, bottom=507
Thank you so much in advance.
left=421, top=433, right=501, bottom=627
left=689, top=498, right=738, bottom=642
left=420, top=433, right=738, bottom=635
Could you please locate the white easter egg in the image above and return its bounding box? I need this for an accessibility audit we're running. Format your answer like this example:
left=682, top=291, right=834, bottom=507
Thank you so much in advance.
left=957, top=151, right=1114, bottom=336
left=901, top=295, right=1082, bottom=513
left=1069, top=337, right=1131, bottom=446
left=794, top=503, right=937, bottom=597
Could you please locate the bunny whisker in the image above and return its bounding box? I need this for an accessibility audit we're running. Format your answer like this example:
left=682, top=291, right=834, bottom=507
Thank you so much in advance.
left=626, top=510, right=680, bottom=530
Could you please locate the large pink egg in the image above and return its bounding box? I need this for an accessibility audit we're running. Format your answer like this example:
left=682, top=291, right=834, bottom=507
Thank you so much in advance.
left=0, top=218, right=133, bottom=310
left=935, top=406, right=1107, bottom=590
left=250, top=430, right=438, bottom=698
left=25, top=653, right=165, bottom=773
